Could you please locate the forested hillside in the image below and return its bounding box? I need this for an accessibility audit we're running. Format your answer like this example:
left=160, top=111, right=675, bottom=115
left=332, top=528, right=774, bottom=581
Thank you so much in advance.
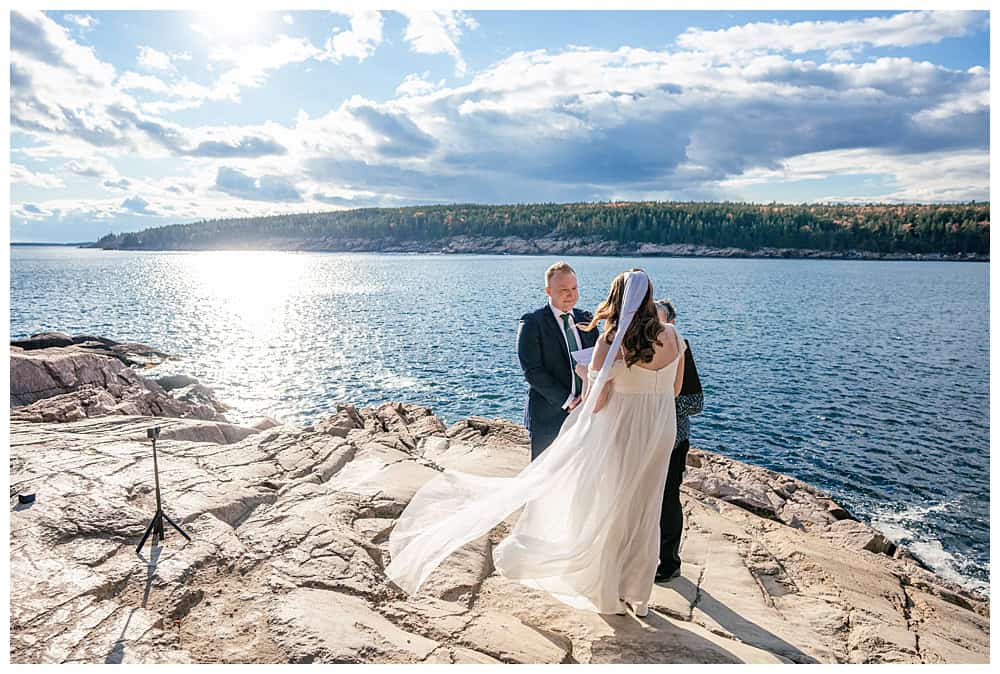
left=92, top=201, right=990, bottom=255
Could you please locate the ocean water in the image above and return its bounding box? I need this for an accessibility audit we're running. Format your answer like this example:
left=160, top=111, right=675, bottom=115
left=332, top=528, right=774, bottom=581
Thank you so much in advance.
left=9, top=246, right=990, bottom=591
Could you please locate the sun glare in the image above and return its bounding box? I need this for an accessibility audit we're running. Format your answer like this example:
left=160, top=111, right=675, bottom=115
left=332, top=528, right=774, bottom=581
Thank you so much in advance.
left=184, top=251, right=307, bottom=331
left=193, top=11, right=266, bottom=41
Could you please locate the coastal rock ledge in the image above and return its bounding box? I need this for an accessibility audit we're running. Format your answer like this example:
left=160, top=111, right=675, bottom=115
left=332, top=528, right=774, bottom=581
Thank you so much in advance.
left=8, top=341, right=989, bottom=664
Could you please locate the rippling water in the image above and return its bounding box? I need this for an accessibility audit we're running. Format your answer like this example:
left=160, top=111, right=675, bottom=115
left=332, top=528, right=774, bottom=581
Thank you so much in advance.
left=10, top=246, right=989, bottom=591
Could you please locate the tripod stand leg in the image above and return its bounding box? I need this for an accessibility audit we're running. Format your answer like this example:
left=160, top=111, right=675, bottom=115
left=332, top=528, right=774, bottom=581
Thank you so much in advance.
left=136, top=513, right=159, bottom=554
left=161, top=510, right=192, bottom=541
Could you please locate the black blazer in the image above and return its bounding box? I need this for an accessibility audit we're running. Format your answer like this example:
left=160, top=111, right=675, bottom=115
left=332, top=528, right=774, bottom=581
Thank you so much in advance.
left=676, top=338, right=704, bottom=417
left=516, top=305, right=599, bottom=431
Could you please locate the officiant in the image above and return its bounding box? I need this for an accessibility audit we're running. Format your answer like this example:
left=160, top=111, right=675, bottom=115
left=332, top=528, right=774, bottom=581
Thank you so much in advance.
left=654, top=298, right=704, bottom=582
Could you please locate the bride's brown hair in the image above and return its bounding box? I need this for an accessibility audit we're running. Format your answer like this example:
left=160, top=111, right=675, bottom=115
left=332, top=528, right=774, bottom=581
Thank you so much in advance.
left=582, top=268, right=664, bottom=367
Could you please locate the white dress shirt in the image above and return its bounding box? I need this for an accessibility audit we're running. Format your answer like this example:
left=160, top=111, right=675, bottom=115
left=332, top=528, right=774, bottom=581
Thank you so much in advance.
left=549, top=301, right=583, bottom=409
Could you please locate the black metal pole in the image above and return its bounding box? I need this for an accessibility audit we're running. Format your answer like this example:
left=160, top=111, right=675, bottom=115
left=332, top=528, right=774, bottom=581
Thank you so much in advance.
left=151, top=435, right=164, bottom=541
left=136, top=426, right=190, bottom=554
left=162, top=510, right=191, bottom=541
left=136, top=513, right=158, bottom=553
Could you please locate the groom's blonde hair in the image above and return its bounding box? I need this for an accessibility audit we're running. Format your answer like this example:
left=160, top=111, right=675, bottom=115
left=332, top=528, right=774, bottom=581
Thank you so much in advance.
left=545, top=261, right=576, bottom=286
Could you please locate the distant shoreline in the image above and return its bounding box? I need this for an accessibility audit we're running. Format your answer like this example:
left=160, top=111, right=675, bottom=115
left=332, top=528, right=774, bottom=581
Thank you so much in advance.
left=76, top=236, right=988, bottom=262
left=11, top=242, right=92, bottom=247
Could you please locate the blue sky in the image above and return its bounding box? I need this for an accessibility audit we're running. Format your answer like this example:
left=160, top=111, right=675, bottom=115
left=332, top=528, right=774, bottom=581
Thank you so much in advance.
left=9, top=9, right=991, bottom=242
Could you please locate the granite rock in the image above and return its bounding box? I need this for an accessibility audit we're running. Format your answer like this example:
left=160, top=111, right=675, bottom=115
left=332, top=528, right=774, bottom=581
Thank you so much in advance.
left=11, top=345, right=228, bottom=422
left=11, top=332, right=172, bottom=367
left=9, top=407, right=988, bottom=664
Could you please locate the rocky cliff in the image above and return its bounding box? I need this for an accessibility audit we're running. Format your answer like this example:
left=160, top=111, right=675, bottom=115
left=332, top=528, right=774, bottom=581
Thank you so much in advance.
left=8, top=338, right=989, bottom=663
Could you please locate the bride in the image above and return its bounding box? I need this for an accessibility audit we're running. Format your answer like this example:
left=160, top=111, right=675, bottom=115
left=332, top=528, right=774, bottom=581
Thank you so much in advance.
left=385, top=269, right=686, bottom=616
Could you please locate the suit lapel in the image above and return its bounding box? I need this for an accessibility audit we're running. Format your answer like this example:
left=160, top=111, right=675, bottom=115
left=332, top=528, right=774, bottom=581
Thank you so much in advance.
left=542, top=305, right=572, bottom=364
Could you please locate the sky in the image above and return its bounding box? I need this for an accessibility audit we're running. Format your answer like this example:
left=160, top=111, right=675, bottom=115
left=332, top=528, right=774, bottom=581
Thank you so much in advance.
left=8, top=8, right=991, bottom=242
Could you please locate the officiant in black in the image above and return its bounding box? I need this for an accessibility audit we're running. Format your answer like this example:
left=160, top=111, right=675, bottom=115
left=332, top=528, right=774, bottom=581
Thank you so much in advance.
left=654, top=298, right=704, bottom=582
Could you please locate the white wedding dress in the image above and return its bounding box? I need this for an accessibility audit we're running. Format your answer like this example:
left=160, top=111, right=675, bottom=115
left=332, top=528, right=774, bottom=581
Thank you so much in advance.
left=386, top=272, right=684, bottom=614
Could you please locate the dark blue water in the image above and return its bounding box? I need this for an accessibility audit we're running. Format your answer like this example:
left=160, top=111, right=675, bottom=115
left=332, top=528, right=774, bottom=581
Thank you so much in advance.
left=9, top=247, right=989, bottom=591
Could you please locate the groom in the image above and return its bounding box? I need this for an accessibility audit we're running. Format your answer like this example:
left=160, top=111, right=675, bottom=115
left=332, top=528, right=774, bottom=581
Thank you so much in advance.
left=517, top=262, right=598, bottom=460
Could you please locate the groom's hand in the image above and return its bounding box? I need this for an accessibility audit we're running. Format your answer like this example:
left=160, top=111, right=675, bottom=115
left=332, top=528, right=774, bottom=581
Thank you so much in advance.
left=567, top=396, right=583, bottom=411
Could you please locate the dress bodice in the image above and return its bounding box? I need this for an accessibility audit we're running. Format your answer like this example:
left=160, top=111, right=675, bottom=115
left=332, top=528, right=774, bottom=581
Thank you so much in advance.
left=611, top=357, right=681, bottom=395
left=589, top=323, right=687, bottom=396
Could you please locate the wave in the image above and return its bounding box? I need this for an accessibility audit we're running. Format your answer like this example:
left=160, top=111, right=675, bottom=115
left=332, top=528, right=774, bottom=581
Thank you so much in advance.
left=869, top=497, right=987, bottom=593
left=870, top=497, right=963, bottom=525
left=904, top=540, right=988, bottom=593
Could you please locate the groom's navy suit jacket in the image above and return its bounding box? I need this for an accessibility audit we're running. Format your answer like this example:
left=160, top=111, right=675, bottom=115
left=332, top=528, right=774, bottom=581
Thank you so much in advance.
left=517, top=305, right=599, bottom=459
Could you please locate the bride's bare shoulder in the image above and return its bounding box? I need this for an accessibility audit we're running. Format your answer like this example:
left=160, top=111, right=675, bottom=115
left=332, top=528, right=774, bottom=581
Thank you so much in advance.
left=593, top=332, right=611, bottom=355
left=591, top=330, right=623, bottom=367
left=592, top=330, right=625, bottom=365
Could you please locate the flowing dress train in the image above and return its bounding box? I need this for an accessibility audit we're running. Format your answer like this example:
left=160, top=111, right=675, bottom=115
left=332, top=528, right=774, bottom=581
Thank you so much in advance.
left=386, top=325, right=686, bottom=613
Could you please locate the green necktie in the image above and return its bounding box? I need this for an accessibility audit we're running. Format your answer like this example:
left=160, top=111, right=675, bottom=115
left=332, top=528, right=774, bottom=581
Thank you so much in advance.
left=560, top=313, right=583, bottom=395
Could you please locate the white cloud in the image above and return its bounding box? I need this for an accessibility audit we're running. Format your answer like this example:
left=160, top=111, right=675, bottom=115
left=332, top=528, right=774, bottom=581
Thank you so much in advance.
left=210, top=35, right=322, bottom=100
left=141, top=96, right=208, bottom=115
left=14, top=139, right=102, bottom=161
left=396, top=72, right=445, bottom=97
left=912, top=65, right=989, bottom=122
left=139, top=77, right=216, bottom=114
left=117, top=71, right=171, bottom=94
left=10, top=164, right=64, bottom=189
left=678, top=10, right=987, bottom=61
left=283, top=14, right=294, bottom=25
left=121, top=195, right=157, bottom=215
left=64, top=14, right=97, bottom=31
left=324, top=10, right=384, bottom=63
left=398, top=10, right=478, bottom=77
left=378, top=44, right=985, bottom=201
left=11, top=9, right=298, bottom=165
left=12, top=10, right=115, bottom=85
left=14, top=202, right=55, bottom=220
left=64, top=157, right=117, bottom=179
left=826, top=48, right=860, bottom=62
left=121, top=36, right=321, bottom=115
left=716, top=148, right=988, bottom=202
left=462, top=14, right=479, bottom=31
left=137, top=45, right=174, bottom=71
left=136, top=46, right=192, bottom=76
left=103, top=177, right=131, bottom=190
left=11, top=10, right=125, bottom=149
